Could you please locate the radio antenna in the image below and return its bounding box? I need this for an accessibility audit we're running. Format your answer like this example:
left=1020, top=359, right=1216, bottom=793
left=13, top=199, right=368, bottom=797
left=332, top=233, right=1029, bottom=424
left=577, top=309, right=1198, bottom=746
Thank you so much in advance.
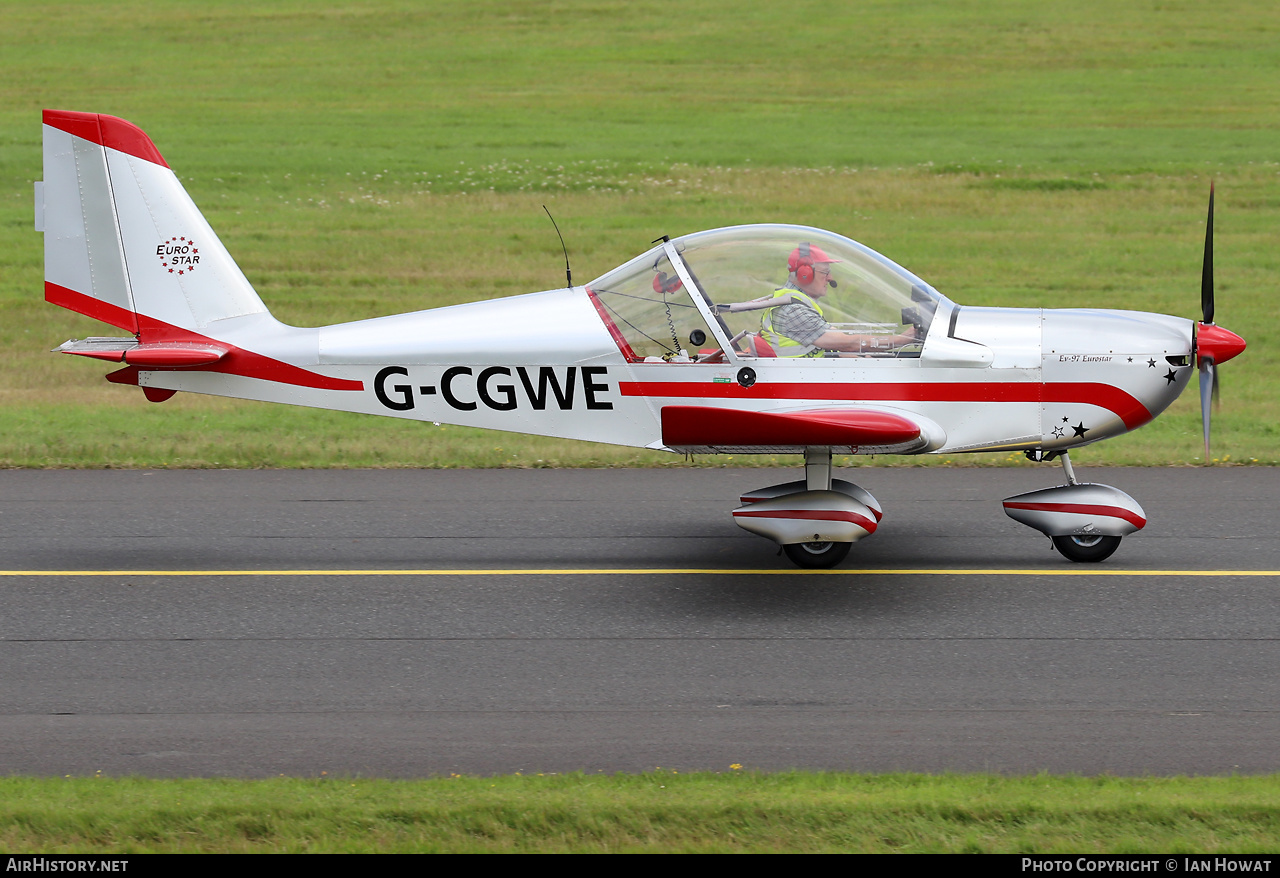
left=543, top=205, right=572, bottom=288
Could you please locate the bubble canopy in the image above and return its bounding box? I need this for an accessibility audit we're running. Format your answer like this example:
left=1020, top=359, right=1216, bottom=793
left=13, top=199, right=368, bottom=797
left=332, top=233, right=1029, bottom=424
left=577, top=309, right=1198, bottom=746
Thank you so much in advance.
left=586, top=224, right=951, bottom=362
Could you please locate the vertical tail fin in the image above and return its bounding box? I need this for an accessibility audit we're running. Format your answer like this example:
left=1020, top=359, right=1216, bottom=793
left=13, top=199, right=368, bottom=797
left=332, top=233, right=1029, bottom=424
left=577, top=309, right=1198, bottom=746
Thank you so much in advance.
left=39, top=110, right=269, bottom=337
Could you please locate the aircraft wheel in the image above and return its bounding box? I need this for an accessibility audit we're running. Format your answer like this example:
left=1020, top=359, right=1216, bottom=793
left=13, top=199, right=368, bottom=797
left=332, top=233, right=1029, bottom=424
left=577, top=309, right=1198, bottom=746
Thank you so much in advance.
left=783, top=540, right=852, bottom=569
left=1051, top=534, right=1121, bottom=563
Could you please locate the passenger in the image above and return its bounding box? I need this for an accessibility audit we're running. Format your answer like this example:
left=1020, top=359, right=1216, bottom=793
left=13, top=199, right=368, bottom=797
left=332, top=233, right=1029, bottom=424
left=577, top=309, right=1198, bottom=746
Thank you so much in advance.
left=761, top=243, right=917, bottom=356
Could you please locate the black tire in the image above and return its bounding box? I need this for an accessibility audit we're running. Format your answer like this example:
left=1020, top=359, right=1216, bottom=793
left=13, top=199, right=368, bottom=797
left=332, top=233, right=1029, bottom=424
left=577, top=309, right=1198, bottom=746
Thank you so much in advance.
left=1052, top=534, right=1121, bottom=563
left=783, top=540, right=852, bottom=569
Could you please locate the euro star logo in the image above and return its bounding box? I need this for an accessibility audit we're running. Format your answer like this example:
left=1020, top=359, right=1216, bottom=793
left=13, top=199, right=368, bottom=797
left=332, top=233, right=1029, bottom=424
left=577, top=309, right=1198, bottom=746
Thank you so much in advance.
left=157, top=236, right=200, bottom=276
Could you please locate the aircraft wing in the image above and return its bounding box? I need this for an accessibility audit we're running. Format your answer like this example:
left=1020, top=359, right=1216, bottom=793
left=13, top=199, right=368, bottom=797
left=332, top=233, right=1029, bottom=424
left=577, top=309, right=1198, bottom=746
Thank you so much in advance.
left=660, top=405, right=944, bottom=454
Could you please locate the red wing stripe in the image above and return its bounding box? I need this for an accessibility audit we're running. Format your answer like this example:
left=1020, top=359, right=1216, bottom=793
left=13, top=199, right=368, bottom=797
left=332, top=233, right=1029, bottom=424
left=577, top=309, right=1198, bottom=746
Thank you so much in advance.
left=662, top=405, right=920, bottom=447
left=1002, top=502, right=1147, bottom=528
left=43, top=110, right=169, bottom=168
left=734, top=508, right=878, bottom=532
left=629, top=381, right=1151, bottom=431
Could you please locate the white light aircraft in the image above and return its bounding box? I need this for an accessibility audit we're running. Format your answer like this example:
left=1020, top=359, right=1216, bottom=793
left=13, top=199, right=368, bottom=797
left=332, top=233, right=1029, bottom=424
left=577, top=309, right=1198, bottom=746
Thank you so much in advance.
left=36, top=110, right=1246, bottom=567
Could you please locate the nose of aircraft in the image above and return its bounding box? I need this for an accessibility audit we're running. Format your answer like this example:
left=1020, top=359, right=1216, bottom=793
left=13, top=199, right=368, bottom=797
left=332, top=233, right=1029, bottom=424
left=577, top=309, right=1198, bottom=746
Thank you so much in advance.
left=1196, top=322, right=1246, bottom=367
left=1194, top=321, right=1245, bottom=463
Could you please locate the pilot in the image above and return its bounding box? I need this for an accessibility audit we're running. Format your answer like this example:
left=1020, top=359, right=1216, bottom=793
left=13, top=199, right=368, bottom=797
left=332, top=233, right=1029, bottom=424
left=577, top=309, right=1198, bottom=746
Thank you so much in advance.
left=761, top=243, right=917, bottom=357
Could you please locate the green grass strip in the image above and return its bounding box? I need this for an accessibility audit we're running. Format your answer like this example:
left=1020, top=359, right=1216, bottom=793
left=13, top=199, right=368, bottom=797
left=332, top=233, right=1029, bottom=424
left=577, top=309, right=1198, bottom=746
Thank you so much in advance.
left=4, top=773, right=1280, bottom=853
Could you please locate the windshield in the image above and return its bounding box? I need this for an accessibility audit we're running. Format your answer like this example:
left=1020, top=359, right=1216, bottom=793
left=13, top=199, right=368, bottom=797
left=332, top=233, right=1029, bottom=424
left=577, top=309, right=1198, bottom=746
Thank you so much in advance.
left=585, top=243, right=722, bottom=362
left=587, top=225, right=949, bottom=361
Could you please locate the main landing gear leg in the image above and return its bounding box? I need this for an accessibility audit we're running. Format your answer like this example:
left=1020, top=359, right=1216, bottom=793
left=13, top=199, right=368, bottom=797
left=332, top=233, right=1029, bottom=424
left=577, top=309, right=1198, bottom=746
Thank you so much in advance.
left=734, top=447, right=877, bottom=569
left=786, top=447, right=848, bottom=567
left=805, top=446, right=833, bottom=491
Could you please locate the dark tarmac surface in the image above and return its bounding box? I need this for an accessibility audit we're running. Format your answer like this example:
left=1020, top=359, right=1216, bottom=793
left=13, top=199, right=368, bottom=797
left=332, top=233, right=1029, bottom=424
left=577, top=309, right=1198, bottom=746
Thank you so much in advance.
left=1, top=466, right=1277, bottom=777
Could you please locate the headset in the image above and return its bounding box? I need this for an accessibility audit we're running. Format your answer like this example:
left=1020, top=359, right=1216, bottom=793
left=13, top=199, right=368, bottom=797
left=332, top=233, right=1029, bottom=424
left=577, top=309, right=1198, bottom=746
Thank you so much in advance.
left=787, top=242, right=837, bottom=288
left=652, top=269, right=683, bottom=294
left=788, top=242, right=815, bottom=284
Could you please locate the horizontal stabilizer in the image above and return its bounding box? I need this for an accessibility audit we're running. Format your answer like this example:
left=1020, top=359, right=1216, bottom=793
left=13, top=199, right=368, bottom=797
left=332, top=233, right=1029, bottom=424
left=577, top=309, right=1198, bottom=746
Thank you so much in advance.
left=56, top=337, right=229, bottom=366
left=125, top=344, right=228, bottom=367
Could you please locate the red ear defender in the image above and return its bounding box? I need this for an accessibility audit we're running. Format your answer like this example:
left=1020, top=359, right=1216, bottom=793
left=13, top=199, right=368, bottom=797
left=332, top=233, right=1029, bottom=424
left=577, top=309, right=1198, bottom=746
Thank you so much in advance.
left=789, top=243, right=815, bottom=284
left=653, top=270, right=683, bottom=294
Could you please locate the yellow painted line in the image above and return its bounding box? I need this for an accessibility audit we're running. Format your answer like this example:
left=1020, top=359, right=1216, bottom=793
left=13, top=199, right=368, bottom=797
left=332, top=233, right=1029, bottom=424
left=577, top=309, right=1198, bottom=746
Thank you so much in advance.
left=0, top=569, right=1277, bottom=577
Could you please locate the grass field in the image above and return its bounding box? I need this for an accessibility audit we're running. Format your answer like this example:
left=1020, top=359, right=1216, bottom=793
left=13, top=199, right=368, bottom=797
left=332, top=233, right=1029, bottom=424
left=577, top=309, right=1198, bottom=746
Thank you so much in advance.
left=5, top=773, right=1280, bottom=853
left=1, top=0, right=1277, bottom=467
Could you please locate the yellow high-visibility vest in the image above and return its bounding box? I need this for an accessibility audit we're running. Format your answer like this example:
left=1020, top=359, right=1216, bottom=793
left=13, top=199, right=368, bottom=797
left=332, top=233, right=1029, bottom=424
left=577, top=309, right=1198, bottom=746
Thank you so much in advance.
left=760, top=288, right=825, bottom=357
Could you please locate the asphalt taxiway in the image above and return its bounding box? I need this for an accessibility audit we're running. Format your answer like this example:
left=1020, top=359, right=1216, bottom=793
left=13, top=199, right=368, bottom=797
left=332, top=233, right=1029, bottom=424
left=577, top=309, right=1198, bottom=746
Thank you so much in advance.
left=2, top=466, right=1277, bottom=777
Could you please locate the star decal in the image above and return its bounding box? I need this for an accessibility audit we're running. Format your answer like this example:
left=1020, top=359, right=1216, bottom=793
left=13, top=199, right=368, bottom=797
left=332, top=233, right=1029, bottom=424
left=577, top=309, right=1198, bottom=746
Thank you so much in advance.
left=1164, top=368, right=1179, bottom=385
left=1147, top=358, right=1156, bottom=368
left=1051, top=426, right=1065, bottom=438
left=1127, top=357, right=1133, bottom=363
left=1072, top=422, right=1088, bottom=438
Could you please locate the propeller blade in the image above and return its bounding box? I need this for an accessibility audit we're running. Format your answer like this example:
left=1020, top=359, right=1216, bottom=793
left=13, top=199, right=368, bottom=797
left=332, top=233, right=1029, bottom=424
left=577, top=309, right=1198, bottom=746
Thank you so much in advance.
left=1201, top=182, right=1215, bottom=325
left=1199, top=358, right=1215, bottom=463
